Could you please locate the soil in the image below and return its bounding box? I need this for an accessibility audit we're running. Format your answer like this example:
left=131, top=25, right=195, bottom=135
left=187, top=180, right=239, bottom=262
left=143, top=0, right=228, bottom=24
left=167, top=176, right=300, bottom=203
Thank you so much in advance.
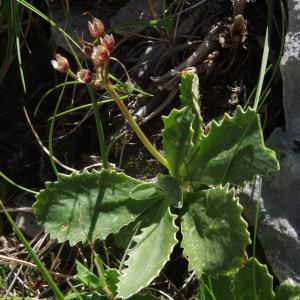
left=0, top=0, right=286, bottom=298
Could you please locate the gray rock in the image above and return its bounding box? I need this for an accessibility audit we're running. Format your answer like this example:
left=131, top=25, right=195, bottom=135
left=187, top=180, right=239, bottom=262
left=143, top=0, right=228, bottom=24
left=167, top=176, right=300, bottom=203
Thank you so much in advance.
left=240, top=0, right=300, bottom=283
left=281, top=0, right=300, bottom=141
left=240, top=129, right=300, bottom=283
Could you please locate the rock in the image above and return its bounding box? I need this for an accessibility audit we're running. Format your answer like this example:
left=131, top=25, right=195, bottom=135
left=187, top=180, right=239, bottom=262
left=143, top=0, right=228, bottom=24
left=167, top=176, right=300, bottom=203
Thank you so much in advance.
left=281, top=0, right=300, bottom=142
left=240, top=0, right=300, bottom=283
left=240, top=129, right=300, bottom=283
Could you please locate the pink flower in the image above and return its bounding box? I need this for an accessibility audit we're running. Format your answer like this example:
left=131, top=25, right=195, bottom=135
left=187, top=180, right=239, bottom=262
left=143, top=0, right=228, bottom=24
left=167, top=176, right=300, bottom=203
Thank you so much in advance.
left=101, top=34, right=115, bottom=53
left=91, top=45, right=110, bottom=67
left=77, top=69, right=92, bottom=84
left=88, top=18, right=105, bottom=38
left=51, top=54, right=69, bottom=73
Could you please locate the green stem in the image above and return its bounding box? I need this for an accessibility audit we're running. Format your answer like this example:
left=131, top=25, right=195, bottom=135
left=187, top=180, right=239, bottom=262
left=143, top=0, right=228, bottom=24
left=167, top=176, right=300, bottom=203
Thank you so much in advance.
left=0, top=171, right=38, bottom=195
left=103, top=83, right=168, bottom=169
left=49, top=76, right=68, bottom=176
left=68, top=62, right=108, bottom=170
left=67, top=69, right=78, bottom=80
left=69, top=60, right=109, bottom=169
left=0, top=200, right=65, bottom=300
left=48, top=95, right=128, bottom=120
left=87, top=85, right=109, bottom=169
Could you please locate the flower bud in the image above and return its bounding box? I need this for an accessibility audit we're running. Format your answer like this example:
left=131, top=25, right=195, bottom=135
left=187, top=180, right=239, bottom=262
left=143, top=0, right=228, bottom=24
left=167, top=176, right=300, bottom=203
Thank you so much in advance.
left=88, top=18, right=104, bottom=38
left=82, top=45, right=93, bottom=58
left=51, top=54, right=70, bottom=73
left=77, top=69, right=92, bottom=84
left=101, top=34, right=115, bottom=53
left=92, top=45, right=110, bottom=67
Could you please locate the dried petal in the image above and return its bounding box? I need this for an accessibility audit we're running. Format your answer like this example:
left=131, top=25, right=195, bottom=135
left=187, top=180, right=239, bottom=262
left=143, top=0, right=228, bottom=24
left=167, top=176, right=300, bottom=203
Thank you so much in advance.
left=88, top=18, right=104, bottom=38
left=77, top=69, right=92, bottom=84
left=51, top=54, right=69, bottom=73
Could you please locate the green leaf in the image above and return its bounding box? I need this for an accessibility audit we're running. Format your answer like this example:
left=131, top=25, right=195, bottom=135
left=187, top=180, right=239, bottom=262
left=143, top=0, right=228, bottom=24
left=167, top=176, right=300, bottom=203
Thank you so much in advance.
left=114, top=199, right=165, bottom=250
left=196, top=275, right=235, bottom=300
left=275, top=282, right=300, bottom=300
left=117, top=199, right=178, bottom=299
left=156, top=174, right=183, bottom=208
left=105, top=268, right=120, bottom=295
left=181, top=186, right=250, bottom=278
left=179, top=72, right=202, bottom=145
left=232, top=258, right=275, bottom=300
left=129, top=183, right=158, bottom=201
left=162, top=107, right=195, bottom=178
left=34, top=170, right=155, bottom=245
left=114, top=217, right=141, bottom=250
left=185, top=106, right=279, bottom=185
left=75, top=260, right=101, bottom=289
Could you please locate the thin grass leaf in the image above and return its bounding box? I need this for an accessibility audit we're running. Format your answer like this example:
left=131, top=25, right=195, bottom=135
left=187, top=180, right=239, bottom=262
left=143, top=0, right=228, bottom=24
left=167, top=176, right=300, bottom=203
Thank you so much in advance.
left=34, top=81, right=81, bottom=116
left=0, top=201, right=65, bottom=300
left=17, top=0, right=81, bottom=49
left=49, top=76, right=68, bottom=175
left=0, top=170, right=37, bottom=195
left=109, top=74, right=153, bottom=97
left=48, top=95, right=128, bottom=120
left=257, top=0, right=286, bottom=110
left=253, top=0, right=274, bottom=110
left=110, top=18, right=170, bottom=32
left=16, top=34, right=26, bottom=93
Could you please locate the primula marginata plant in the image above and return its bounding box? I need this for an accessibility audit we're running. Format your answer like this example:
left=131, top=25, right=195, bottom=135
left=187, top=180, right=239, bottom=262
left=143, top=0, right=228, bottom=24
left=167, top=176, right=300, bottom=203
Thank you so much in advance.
left=33, top=17, right=281, bottom=299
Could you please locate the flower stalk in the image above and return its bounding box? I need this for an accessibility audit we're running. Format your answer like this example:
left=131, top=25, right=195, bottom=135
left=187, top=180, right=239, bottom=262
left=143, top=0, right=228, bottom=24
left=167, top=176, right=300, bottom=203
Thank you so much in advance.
left=103, top=83, right=168, bottom=169
left=50, top=16, right=168, bottom=170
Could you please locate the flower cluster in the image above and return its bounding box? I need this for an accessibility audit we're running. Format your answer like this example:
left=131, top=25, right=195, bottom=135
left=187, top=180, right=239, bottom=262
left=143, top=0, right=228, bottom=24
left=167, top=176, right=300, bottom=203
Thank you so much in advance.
left=51, top=17, right=115, bottom=88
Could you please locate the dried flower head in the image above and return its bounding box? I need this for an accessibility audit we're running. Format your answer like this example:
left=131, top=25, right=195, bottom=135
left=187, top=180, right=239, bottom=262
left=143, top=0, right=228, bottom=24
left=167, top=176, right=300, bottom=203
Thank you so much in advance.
left=51, top=54, right=69, bottom=73
left=77, top=69, right=92, bottom=84
left=88, top=18, right=105, bottom=38
left=92, top=45, right=110, bottom=67
left=101, top=34, right=115, bottom=53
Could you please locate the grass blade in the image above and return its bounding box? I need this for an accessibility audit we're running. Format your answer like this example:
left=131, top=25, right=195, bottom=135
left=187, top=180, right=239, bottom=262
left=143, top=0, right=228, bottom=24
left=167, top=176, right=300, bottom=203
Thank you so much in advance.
left=253, top=0, right=274, bottom=111
left=0, top=201, right=65, bottom=300
left=17, top=0, right=80, bottom=50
